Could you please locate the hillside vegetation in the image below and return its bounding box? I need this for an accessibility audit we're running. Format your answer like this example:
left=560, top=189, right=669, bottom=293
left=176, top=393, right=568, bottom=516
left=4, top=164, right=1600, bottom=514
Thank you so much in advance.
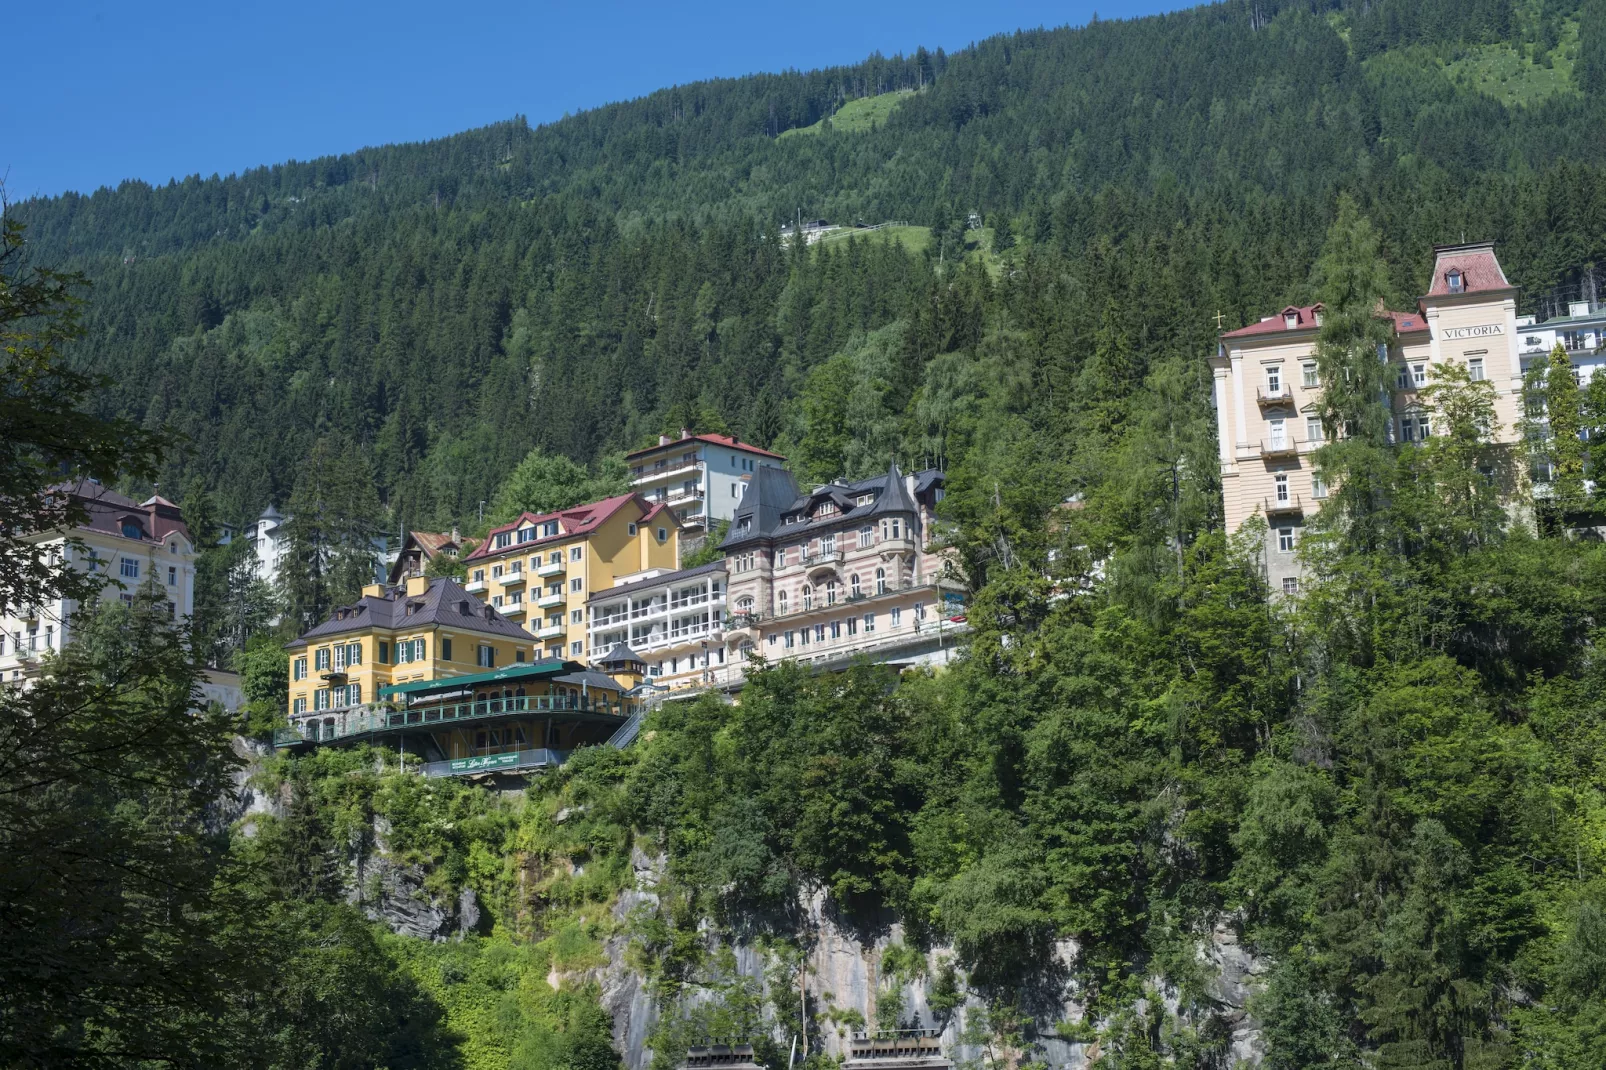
left=9, top=0, right=1606, bottom=1067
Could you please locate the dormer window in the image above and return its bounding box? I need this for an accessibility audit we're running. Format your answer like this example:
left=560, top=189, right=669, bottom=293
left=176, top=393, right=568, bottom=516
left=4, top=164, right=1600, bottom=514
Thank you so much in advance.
left=457, top=600, right=470, bottom=614
left=495, top=531, right=512, bottom=549
left=1446, top=269, right=1465, bottom=294
left=1284, top=311, right=1299, bottom=330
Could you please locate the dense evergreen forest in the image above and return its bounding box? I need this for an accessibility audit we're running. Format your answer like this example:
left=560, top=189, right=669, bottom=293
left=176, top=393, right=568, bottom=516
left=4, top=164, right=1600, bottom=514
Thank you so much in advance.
left=7, top=0, right=1606, bottom=1067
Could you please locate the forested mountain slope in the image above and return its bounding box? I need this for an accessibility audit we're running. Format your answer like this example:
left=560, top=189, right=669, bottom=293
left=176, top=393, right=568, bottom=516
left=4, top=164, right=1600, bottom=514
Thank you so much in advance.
left=15, top=0, right=1606, bottom=537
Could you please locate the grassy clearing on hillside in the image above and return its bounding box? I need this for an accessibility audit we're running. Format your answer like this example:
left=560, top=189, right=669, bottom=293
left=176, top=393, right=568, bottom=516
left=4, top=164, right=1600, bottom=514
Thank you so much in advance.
left=779, top=89, right=915, bottom=138
left=1363, top=19, right=1580, bottom=109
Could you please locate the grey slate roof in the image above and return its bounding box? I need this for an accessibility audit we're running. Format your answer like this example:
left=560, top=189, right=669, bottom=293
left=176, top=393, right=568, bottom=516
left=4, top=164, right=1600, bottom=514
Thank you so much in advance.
left=720, top=461, right=942, bottom=551
left=552, top=670, right=630, bottom=692
left=288, top=577, right=536, bottom=647
left=597, top=643, right=647, bottom=668
left=586, top=560, right=726, bottom=604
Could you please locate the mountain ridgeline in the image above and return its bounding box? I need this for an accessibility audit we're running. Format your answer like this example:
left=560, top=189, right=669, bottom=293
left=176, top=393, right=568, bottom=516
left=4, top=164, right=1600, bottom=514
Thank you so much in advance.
left=12, top=0, right=1606, bottom=536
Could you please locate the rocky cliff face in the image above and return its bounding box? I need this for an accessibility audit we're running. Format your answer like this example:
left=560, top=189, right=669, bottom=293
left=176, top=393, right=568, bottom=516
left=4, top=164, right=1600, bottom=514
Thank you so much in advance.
left=583, top=850, right=1267, bottom=1070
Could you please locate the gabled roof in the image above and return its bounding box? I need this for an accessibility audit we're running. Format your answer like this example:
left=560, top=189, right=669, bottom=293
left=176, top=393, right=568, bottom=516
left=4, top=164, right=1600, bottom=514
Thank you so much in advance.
left=1426, top=242, right=1511, bottom=297
left=48, top=479, right=191, bottom=546
left=721, top=462, right=940, bottom=550
left=288, top=577, right=535, bottom=647
left=409, top=531, right=459, bottom=555
left=626, top=432, right=786, bottom=461
left=466, top=493, right=667, bottom=562
left=597, top=643, right=647, bottom=669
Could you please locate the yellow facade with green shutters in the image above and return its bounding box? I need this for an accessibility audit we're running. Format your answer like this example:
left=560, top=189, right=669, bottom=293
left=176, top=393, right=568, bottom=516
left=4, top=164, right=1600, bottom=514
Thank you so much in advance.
left=286, top=574, right=539, bottom=721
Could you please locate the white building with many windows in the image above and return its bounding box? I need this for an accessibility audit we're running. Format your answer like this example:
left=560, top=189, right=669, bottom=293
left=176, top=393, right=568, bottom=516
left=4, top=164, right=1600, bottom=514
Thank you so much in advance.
left=625, top=431, right=787, bottom=531
left=1, top=480, right=196, bottom=685
left=585, top=561, right=728, bottom=689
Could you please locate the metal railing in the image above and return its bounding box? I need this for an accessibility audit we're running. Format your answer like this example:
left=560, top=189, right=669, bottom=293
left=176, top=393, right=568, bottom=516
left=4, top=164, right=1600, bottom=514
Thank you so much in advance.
left=275, top=694, right=629, bottom=747
left=424, top=747, right=571, bottom=778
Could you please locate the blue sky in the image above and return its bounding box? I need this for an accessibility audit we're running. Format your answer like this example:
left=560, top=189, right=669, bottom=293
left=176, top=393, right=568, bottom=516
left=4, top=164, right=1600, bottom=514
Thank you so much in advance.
left=4, top=1, right=1186, bottom=200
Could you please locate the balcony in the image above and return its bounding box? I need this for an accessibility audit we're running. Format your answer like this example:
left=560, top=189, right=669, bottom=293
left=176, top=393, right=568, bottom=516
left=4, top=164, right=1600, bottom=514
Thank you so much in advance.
left=666, top=485, right=706, bottom=504
left=1259, top=438, right=1299, bottom=460
left=800, top=549, right=845, bottom=570
left=631, top=459, right=704, bottom=487
left=535, top=561, right=565, bottom=578
left=1256, top=385, right=1294, bottom=407
left=497, top=601, right=527, bottom=616
left=465, top=578, right=487, bottom=593
left=535, top=623, right=565, bottom=640
left=275, top=693, right=631, bottom=751
left=1264, top=495, right=1304, bottom=516
left=536, top=592, right=565, bottom=609
left=498, top=570, right=526, bottom=587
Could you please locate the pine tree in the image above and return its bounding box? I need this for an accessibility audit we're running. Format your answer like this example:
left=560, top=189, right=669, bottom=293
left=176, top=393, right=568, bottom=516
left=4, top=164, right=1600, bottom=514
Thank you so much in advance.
left=1309, top=196, right=1398, bottom=554
left=1542, top=342, right=1586, bottom=512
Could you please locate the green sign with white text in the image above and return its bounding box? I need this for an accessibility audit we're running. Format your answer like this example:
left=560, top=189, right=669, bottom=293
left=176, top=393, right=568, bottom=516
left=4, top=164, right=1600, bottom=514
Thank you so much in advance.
left=449, top=752, right=520, bottom=773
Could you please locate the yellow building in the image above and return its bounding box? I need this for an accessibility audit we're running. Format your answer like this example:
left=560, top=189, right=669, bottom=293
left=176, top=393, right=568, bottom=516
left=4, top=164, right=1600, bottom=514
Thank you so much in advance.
left=281, top=574, right=636, bottom=776
left=461, top=492, right=682, bottom=662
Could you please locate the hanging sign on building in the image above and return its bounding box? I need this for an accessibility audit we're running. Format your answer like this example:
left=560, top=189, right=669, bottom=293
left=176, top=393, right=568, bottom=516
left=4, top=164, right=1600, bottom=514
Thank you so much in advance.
left=1440, top=323, right=1504, bottom=340
left=449, top=752, right=520, bottom=773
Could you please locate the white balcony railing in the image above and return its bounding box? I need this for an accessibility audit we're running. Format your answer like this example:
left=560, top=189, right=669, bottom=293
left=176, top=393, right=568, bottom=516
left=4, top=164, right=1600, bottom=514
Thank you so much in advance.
left=535, top=561, right=565, bottom=578
left=631, top=460, right=704, bottom=486
left=535, top=624, right=565, bottom=640
left=536, top=593, right=565, bottom=609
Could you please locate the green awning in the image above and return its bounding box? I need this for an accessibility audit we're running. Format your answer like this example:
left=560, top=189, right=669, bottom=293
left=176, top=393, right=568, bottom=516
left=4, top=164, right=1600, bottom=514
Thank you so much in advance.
left=379, top=659, right=571, bottom=699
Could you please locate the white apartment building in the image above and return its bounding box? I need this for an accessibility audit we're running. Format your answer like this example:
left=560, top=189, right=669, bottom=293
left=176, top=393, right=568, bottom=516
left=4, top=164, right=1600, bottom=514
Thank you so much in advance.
left=249, top=505, right=291, bottom=588
left=1210, top=241, right=1572, bottom=592
left=1, top=480, right=196, bottom=684
left=586, top=562, right=729, bottom=689
left=1515, top=299, right=1606, bottom=382
left=625, top=431, right=787, bottom=531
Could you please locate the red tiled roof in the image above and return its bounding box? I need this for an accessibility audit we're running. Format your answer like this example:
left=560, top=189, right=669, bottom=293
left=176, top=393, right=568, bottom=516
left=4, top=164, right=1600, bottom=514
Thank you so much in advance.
left=1427, top=244, right=1509, bottom=297
left=410, top=531, right=458, bottom=555
left=1222, top=304, right=1425, bottom=340
left=625, top=432, right=786, bottom=461
left=1221, top=304, right=1324, bottom=339
left=465, top=493, right=656, bottom=561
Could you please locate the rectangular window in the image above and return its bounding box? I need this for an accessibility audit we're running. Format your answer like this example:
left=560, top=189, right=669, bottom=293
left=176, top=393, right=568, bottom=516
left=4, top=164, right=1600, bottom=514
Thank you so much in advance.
left=314, top=689, right=330, bottom=711
left=1302, top=362, right=1318, bottom=388
left=830, top=620, right=841, bottom=639
left=516, top=649, right=526, bottom=663
left=1306, top=416, right=1324, bottom=443
left=570, top=578, right=583, bottom=592
left=1266, top=365, right=1282, bottom=392
left=891, top=606, right=902, bottom=626
left=477, top=644, right=495, bottom=668
left=314, top=648, right=330, bottom=671
left=799, top=626, right=810, bottom=645
left=378, top=641, right=390, bottom=664
left=784, top=630, right=795, bottom=649
left=168, top=566, right=176, bottom=585
left=1274, top=473, right=1290, bottom=503
left=293, top=657, right=307, bottom=681
left=814, top=624, right=826, bottom=642
left=571, top=640, right=583, bottom=655
left=1396, top=364, right=1410, bottom=390
left=120, top=558, right=139, bottom=579
left=1277, top=528, right=1296, bottom=553
left=570, top=609, right=583, bottom=624
left=293, top=698, right=306, bottom=715
left=1412, top=362, right=1427, bottom=388
left=847, top=616, right=858, bottom=636
left=1468, top=357, right=1485, bottom=382
left=1312, top=475, right=1328, bottom=500
left=495, top=532, right=511, bottom=549
left=1268, top=418, right=1287, bottom=449
left=440, top=638, right=452, bottom=662
left=569, top=546, right=583, bottom=562
left=864, top=612, right=875, bottom=633
left=413, top=638, right=426, bottom=662
left=1282, top=577, right=1300, bottom=595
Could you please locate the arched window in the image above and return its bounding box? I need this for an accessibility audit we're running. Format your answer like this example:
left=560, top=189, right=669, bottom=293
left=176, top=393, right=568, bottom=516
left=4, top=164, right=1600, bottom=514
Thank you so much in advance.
left=850, top=574, right=861, bottom=598
left=875, top=568, right=887, bottom=595
left=825, top=578, right=838, bottom=605
left=737, top=596, right=754, bottom=613
left=778, top=589, right=788, bottom=615
left=801, top=584, right=813, bottom=611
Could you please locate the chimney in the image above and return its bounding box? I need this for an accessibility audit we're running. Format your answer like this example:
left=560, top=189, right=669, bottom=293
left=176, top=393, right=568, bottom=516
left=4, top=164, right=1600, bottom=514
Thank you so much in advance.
left=658, top=434, right=670, bottom=446
left=679, top=426, right=690, bottom=440
left=405, top=575, right=429, bottom=597
left=361, top=583, right=385, bottom=598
